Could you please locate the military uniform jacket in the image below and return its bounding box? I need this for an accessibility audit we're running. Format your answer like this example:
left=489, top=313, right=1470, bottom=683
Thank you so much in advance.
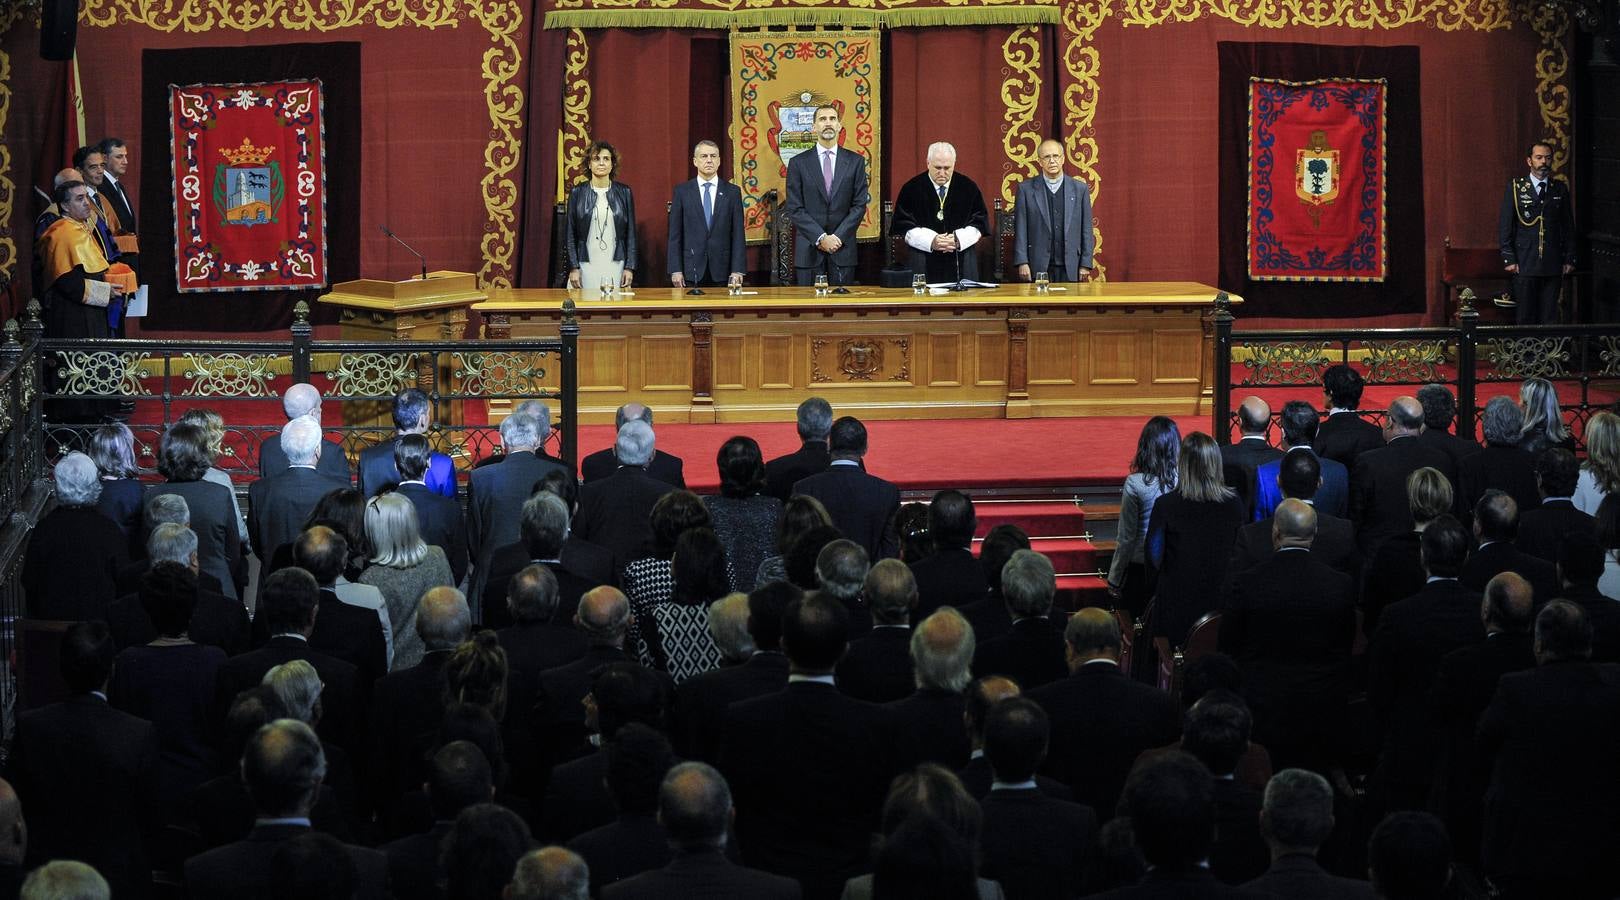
left=1498, top=175, right=1575, bottom=276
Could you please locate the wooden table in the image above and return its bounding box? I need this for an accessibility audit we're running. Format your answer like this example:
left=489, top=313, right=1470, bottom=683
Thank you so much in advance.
left=473, top=282, right=1239, bottom=424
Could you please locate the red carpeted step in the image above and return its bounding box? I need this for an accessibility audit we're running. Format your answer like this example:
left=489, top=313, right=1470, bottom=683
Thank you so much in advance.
left=1026, top=537, right=1098, bottom=576
left=972, top=500, right=1086, bottom=538
left=1054, top=575, right=1111, bottom=611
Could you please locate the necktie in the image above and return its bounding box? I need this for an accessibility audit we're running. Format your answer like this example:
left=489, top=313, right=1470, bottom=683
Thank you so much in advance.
left=822, top=151, right=834, bottom=195
left=702, top=182, right=713, bottom=228
left=1537, top=181, right=1546, bottom=202
left=938, top=184, right=947, bottom=201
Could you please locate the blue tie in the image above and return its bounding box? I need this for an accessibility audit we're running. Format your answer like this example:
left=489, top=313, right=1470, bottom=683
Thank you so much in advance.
left=702, top=182, right=714, bottom=229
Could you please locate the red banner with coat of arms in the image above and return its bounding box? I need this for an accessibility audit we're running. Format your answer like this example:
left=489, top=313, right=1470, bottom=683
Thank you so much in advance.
left=169, top=79, right=328, bottom=292
left=1247, top=77, right=1386, bottom=282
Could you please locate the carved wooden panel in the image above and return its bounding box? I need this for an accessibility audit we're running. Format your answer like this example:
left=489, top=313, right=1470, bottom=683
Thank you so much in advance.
left=975, top=330, right=1007, bottom=387
left=580, top=335, right=627, bottom=392
left=714, top=335, right=746, bottom=390
left=759, top=334, right=794, bottom=388
left=810, top=335, right=912, bottom=386
left=638, top=336, right=692, bottom=391
left=1029, top=330, right=1080, bottom=386
left=1152, top=328, right=1204, bottom=384
left=1089, top=329, right=1139, bottom=386
left=929, top=333, right=962, bottom=387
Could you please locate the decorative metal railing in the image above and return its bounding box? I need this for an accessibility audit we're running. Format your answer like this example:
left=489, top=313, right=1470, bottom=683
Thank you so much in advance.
left=0, top=318, right=52, bottom=741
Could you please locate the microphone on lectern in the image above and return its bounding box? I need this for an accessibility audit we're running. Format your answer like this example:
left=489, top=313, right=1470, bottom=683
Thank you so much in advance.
left=379, top=224, right=429, bottom=281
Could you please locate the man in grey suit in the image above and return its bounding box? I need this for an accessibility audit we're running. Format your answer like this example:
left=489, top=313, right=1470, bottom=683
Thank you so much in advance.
left=1013, top=139, right=1094, bottom=283
left=669, top=140, right=746, bottom=289
left=467, top=411, right=569, bottom=575
left=785, top=105, right=870, bottom=287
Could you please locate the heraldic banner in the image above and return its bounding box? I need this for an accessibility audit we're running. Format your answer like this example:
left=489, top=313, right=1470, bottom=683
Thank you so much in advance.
left=1247, top=77, right=1386, bottom=282
left=169, top=79, right=328, bottom=292
left=731, top=29, right=881, bottom=245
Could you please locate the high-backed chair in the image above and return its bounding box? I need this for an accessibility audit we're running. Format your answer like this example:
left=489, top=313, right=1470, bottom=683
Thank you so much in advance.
left=1153, top=611, right=1222, bottom=705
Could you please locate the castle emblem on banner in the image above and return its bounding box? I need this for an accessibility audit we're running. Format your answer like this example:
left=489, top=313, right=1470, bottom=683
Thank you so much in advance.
left=1294, top=130, right=1340, bottom=230
left=767, top=92, right=836, bottom=169
left=214, top=138, right=283, bottom=228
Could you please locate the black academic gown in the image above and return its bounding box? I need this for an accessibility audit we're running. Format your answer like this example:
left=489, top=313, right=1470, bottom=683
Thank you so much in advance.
left=890, top=172, right=989, bottom=283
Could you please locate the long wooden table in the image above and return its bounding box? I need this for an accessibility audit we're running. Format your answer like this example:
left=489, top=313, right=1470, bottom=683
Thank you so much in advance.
left=473, top=283, right=1240, bottom=424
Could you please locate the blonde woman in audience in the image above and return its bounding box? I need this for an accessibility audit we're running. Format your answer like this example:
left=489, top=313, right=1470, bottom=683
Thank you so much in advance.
left=358, top=491, right=454, bottom=670
left=1575, top=410, right=1620, bottom=514
left=1518, top=377, right=1573, bottom=456
left=1144, top=431, right=1245, bottom=647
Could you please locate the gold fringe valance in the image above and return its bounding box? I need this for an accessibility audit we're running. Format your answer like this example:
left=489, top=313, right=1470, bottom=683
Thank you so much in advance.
left=543, top=4, right=1057, bottom=29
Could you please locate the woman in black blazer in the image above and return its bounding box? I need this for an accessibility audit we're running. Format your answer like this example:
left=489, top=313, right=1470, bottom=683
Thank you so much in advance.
left=91, top=422, right=146, bottom=559
left=565, top=140, right=637, bottom=292
left=147, top=423, right=243, bottom=602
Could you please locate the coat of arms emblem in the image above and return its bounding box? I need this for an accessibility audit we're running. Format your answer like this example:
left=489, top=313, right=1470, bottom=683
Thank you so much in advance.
left=1294, top=129, right=1340, bottom=229
left=213, top=137, right=282, bottom=228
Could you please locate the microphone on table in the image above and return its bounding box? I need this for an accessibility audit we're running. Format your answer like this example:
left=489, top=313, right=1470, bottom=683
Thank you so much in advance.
left=380, top=224, right=428, bottom=281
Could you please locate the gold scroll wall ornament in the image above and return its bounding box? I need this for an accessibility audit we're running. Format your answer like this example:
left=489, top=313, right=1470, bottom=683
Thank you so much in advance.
left=1529, top=1, right=1571, bottom=174
left=559, top=28, right=593, bottom=203
left=999, top=25, right=1045, bottom=205
left=0, top=34, right=14, bottom=287
left=1060, top=0, right=1108, bottom=280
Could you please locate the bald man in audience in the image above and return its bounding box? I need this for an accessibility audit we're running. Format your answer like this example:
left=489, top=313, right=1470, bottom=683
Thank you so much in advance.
left=1349, top=395, right=1453, bottom=556
left=509, top=846, right=591, bottom=900
left=835, top=559, right=916, bottom=703
left=1223, top=396, right=1283, bottom=516
left=1220, top=499, right=1356, bottom=772
left=258, top=382, right=351, bottom=481
left=888, top=606, right=975, bottom=770
left=534, top=587, right=638, bottom=767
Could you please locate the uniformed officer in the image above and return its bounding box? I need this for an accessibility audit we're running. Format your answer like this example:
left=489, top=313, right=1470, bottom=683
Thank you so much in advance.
left=1497, top=140, right=1576, bottom=324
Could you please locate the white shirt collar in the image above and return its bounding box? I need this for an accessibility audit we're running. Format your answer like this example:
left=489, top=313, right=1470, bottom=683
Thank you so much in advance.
left=1426, top=576, right=1459, bottom=584
left=1240, top=435, right=1269, bottom=443
left=830, top=459, right=861, bottom=468
left=274, top=632, right=309, bottom=642
left=103, top=170, right=120, bottom=186
left=400, top=479, right=427, bottom=486
left=696, top=176, right=719, bottom=189
left=789, top=673, right=836, bottom=686
left=992, top=779, right=1039, bottom=791
left=970, top=748, right=985, bottom=760
left=1043, top=175, right=1064, bottom=191
left=1530, top=173, right=1547, bottom=188
left=1327, top=408, right=1356, bottom=417
left=1081, top=657, right=1119, bottom=668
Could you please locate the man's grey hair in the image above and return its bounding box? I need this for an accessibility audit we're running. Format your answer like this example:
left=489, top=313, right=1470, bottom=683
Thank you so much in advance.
left=615, top=420, right=656, bottom=467
left=926, top=141, right=958, bottom=161
left=1002, top=549, right=1056, bottom=618
left=614, top=403, right=654, bottom=430
left=797, top=397, right=833, bottom=441
left=659, top=762, right=733, bottom=851
left=692, top=139, right=720, bottom=156
left=912, top=607, right=976, bottom=693
left=507, top=564, right=560, bottom=623
left=815, top=539, right=870, bottom=603
left=864, top=558, right=918, bottom=625
left=20, top=860, right=110, bottom=900
left=417, top=587, right=473, bottom=651
left=507, top=847, right=589, bottom=900
left=707, top=593, right=756, bottom=663
left=282, top=382, right=322, bottom=421
left=262, top=659, right=323, bottom=724
left=499, top=412, right=541, bottom=451
left=1261, top=768, right=1335, bottom=850
left=147, top=522, right=199, bottom=566
left=53, top=452, right=103, bottom=508
left=521, top=492, right=571, bottom=557
left=146, top=492, right=191, bottom=526
left=281, top=416, right=323, bottom=466
left=1482, top=395, right=1525, bottom=446
left=514, top=400, right=553, bottom=439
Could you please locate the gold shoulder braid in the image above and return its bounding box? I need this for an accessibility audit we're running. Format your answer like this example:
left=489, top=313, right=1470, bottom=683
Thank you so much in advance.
left=1511, top=176, right=1546, bottom=258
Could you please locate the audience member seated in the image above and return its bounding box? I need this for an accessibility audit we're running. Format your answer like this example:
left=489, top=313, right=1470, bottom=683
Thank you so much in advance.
left=908, top=490, right=988, bottom=618
left=893, top=501, right=933, bottom=564
left=1368, top=515, right=1483, bottom=813
left=109, top=530, right=250, bottom=655
left=1552, top=531, right=1620, bottom=660
left=1110, top=416, right=1180, bottom=617
left=391, top=433, right=469, bottom=585
left=793, top=416, right=900, bottom=560
left=720, top=594, right=897, bottom=900
left=1180, top=693, right=1268, bottom=885
left=380, top=741, right=494, bottom=900
left=628, top=521, right=730, bottom=681
left=23, top=452, right=128, bottom=620
left=1478, top=600, right=1620, bottom=900
left=958, top=675, right=1072, bottom=800
left=20, top=861, right=110, bottom=900
left=1574, top=409, right=1620, bottom=515
left=765, top=397, right=833, bottom=501
left=977, top=698, right=1098, bottom=900
left=1415, top=384, right=1482, bottom=476
left=541, top=662, right=671, bottom=842
left=1315, top=364, right=1383, bottom=467
left=439, top=802, right=536, bottom=900
left=1349, top=396, right=1452, bottom=558
left=1366, top=812, right=1452, bottom=900
left=1361, top=466, right=1453, bottom=633
left=468, top=411, right=570, bottom=576
left=1243, top=768, right=1374, bottom=899
left=959, top=524, right=1030, bottom=643
left=507, top=846, right=590, bottom=900
left=90, top=421, right=144, bottom=557
left=297, top=525, right=390, bottom=681
left=533, top=587, right=638, bottom=773
left=705, top=436, right=783, bottom=592
left=249, top=417, right=351, bottom=574
left=604, top=762, right=800, bottom=900
left=573, top=420, right=680, bottom=574
left=1232, top=448, right=1358, bottom=578
left=1516, top=447, right=1593, bottom=563
left=755, top=494, right=834, bottom=588
left=1221, top=499, right=1356, bottom=773
left=484, top=492, right=600, bottom=630
left=359, top=492, right=454, bottom=672
left=1460, top=490, right=1557, bottom=604
left=565, top=724, right=678, bottom=892
left=1145, top=432, right=1246, bottom=647
left=1222, top=397, right=1283, bottom=518
left=258, top=382, right=352, bottom=481
left=974, top=549, right=1067, bottom=690
left=357, top=387, right=457, bottom=499
left=846, top=764, right=1000, bottom=900
left=7, top=622, right=157, bottom=898
left=1457, top=396, right=1538, bottom=524
left=888, top=607, right=976, bottom=771
left=1028, top=608, right=1180, bottom=818
left=671, top=581, right=798, bottom=763
left=836, top=559, right=918, bottom=703
left=107, top=562, right=227, bottom=811
left=582, top=403, right=686, bottom=487
left=1251, top=400, right=1350, bottom=522
left=812, top=538, right=873, bottom=636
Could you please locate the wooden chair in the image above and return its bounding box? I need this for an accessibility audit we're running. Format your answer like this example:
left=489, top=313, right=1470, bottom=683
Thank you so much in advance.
left=1113, top=607, right=1135, bottom=674
left=17, top=618, right=75, bottom=711
left=1153, top=611, right=1222, bottom=705
left=993, top=198, right=1016, bottom=283
left=1442, top=236, right=1512, bottom=323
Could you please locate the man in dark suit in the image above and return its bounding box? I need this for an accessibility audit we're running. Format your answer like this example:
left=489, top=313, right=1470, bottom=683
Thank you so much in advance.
left=97, top=137, right=137, bottom=243
left=258, top=382, right=352, bottom=482
left=668, top=140, right=746, bottom=289
left=467, top=409, right=570, bottom=577
left=498, top=565, right=590, bottom=693
left=381, top=741, right=493, bottom=900
left=566, top=725, right=678, bottom=892
left=1427, top=572, right=1535, bottom=869
left=1243, top=768, right=1375, bottom=899
left=1460, top=491, right=1559, bottom=605
left=1233, top=450, right=1358, bottom=579
left=719, top=595, right=896, bottom=899
left=958, top=675, right=1074, bottom=800
left=1013, top=138, right=1095, bottom=284
left=1498, top=140, right=1576, bottom=324
left=108, top=530, right=250, bottom=655
left=908, top=489, right=988, bottom=618
left=1517, top=447, right=1593, bottom=563
left=532, top=587, right=639, bottom=773
left=765, top=397, right=833, bottom=501
left=184, top=719, right=388, bottom=899
left=573, top=420, right=680, bottom=573
left=1416, top=384, right=1483, bottom=474
left=1028, top=608, right=1181, bottom=819
left=389, top=434, right=469, bottom=585
left=974, top=549, right=1068, bottom=690
left=1367, top=813, right=1452, bottom=900
left=604, top=762, right=801, bottom=900
left=483, top=492, right=601, bottom=630
left=1349, top=396, right=1453, bottom=556
left=1457, top=396, right=1540, bottom=523
left=1314, top=364, right=1383, bottom=469
left=1180, top=695, right=1269, bottom=886
left=7, top=622, right=158, bottom=899
left=217, top=568, right=361, bottom=747
left=978, top=697, right=1099, bottom=900
left=295, top=526, right=388, bottom=686
left=835, top=559, right=916, bottom=703
left=794, top=416, right=899, bottom=560
left=672, top=581, right=798, bottom=763
left=369, top=586, right=471, bottom=819
left=882, top=608, right=976, bottom=775
left=1368, top=515, right=1484, bottom=813
left=249, top=417, right=350, bottom=565
left=357, top=388, right=456, bottom=499
left=811, top=539, right=874, bottom=637
left=1251, top=400, right=1350, bottom=522
left=1223, top=397, right=1284, bottom=518
left=540, top=663, right=672, bottom=843
left=785, top=104, right=869, bottom=287
left=1552, top=531, right=1620, bottom=662
left=1479, top=600, right=1620, bottom=899
left=1221, top=500, right=1356, bottom=773
left=580, top=403, right=686, bottom=487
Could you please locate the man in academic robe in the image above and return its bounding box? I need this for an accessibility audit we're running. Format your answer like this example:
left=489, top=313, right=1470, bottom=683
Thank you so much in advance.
left=668, top=140, right=746, bottom=289
left=891, top=141, right=988, bottom=284
left=1498, top=140, right=1575, bottom=325
left=1013, top=138, right=1094, bottom=283
left=73, top=146, right=124, bottom=263
left=785, top=104, right=869, bottom=287
left=37, top=180, right=127, bottom=422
